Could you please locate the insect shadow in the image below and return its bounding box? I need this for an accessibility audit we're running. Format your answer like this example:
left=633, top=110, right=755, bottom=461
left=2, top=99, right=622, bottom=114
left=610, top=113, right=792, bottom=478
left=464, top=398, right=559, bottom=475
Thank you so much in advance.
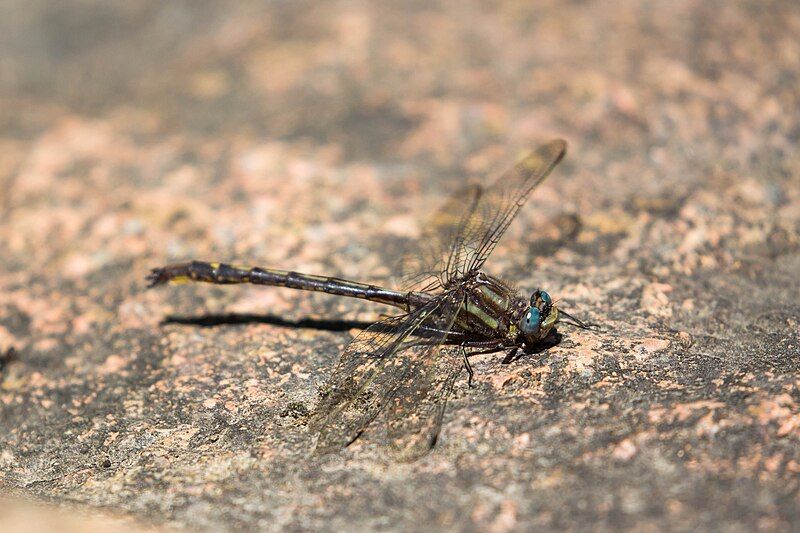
left=162, top=313, right=374, bottom=332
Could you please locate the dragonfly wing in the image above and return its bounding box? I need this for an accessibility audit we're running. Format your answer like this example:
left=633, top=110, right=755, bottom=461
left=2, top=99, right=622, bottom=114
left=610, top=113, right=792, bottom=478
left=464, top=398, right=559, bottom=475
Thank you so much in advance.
left=310, top=291, right=462, bottom=454
left=398, top=140, right=566, bottom=290
left=451, top=139, right=567, bottom=279
left=398, top=183, right=483, bottom=292
left=386, top=345, right=463, bottom=461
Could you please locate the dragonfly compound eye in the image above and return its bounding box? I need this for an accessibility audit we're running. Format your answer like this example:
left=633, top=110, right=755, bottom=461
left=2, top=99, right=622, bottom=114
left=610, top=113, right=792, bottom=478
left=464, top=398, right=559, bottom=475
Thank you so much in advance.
left=539, top=290, right=552, bottom=305
left=520, top=307, right=541, bottom=336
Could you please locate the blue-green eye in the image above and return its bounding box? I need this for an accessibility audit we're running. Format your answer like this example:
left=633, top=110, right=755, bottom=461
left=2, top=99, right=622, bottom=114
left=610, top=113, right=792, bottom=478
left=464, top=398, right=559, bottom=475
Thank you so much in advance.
left=520, top=307, right=541, bottom=335
left=540, top=291, right=551, bottom=305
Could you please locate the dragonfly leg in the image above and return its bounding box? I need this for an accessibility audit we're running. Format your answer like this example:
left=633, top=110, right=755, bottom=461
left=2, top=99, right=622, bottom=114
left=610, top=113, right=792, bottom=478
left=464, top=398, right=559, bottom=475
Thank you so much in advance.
left=460, top=340, right=506, bottom=388
left=461, top=347, right=475, bottom=388
left=461, top=339, right=505, bottom=350
left=501, top=346, right=519, bottom=364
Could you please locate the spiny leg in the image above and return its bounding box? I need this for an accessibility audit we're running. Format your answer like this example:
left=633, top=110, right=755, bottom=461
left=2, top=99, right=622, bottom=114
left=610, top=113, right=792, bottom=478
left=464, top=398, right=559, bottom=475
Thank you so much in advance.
left=500, top=346, right=519, bottom=364
left=460, top=340, right=505, bottom=388
left=461, top=347, right=474, bottom=388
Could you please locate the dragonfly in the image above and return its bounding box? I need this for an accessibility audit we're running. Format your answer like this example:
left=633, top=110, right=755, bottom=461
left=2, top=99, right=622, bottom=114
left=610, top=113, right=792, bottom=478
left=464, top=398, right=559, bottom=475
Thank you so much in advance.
left=147, top=139, right=593, bottom=460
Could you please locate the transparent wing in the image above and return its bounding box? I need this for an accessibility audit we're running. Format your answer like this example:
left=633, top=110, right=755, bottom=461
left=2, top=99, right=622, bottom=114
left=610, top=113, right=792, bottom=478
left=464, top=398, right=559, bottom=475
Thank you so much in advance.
left=310, top=290, right=462, bottom=454
left=399, top=140, right=567, bottom=290
left=399, top=183, right=483, bottom=292
left=385, top=345, right=463, bottom=461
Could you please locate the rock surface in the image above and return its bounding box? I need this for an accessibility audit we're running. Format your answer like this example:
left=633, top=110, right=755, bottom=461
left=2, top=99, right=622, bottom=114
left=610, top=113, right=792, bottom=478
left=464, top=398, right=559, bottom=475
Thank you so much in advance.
left=1, top=0, right=798, bottom=530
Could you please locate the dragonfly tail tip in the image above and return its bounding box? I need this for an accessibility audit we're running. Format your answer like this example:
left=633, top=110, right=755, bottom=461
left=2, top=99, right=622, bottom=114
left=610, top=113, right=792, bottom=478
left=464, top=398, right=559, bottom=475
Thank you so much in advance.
left=145, top=267, right=169, bottom=288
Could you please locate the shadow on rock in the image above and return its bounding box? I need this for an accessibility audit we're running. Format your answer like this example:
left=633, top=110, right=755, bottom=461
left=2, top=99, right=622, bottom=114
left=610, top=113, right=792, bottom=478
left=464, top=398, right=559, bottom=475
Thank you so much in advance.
left=162, top=313, right=375, bottom=332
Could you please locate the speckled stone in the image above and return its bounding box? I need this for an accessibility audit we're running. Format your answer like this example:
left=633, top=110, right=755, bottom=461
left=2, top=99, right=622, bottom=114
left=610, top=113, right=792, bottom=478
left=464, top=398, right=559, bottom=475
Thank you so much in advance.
left=1, top=0, right=798, bottom=530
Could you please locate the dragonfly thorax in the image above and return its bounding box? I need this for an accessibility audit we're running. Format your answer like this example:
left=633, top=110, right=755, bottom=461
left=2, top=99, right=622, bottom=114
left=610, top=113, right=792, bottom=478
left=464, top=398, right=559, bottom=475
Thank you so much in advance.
left=453, top=272, right=557, bottom=347
left=449, top=272, right=514, bottom=338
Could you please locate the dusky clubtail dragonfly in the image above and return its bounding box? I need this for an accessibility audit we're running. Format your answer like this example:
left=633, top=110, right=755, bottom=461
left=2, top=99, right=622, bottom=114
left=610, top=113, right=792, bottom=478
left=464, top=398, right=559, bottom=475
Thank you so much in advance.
left=148, top=139, right=593, bottom=459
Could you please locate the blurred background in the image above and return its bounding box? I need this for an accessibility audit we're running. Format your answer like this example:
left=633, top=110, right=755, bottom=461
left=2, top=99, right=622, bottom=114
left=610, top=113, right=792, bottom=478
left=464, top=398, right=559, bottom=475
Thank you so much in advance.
left=1, top=1, right=798, bottom=531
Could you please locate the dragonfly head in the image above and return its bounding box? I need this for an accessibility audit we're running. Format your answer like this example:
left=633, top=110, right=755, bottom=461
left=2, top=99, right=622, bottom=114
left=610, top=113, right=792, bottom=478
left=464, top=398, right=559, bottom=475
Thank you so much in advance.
left=518, top=289, right=559, bottom=344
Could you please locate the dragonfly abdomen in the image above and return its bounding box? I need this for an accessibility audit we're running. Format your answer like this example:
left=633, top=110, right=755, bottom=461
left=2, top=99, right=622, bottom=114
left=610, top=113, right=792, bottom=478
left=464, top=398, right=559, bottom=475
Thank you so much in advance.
left=147, top=261, right=415, bottom=309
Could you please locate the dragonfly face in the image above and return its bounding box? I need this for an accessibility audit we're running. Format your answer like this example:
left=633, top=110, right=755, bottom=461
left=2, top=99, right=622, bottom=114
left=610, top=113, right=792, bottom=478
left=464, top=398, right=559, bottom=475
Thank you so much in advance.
left=518, top=289, right=559, bottom=345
